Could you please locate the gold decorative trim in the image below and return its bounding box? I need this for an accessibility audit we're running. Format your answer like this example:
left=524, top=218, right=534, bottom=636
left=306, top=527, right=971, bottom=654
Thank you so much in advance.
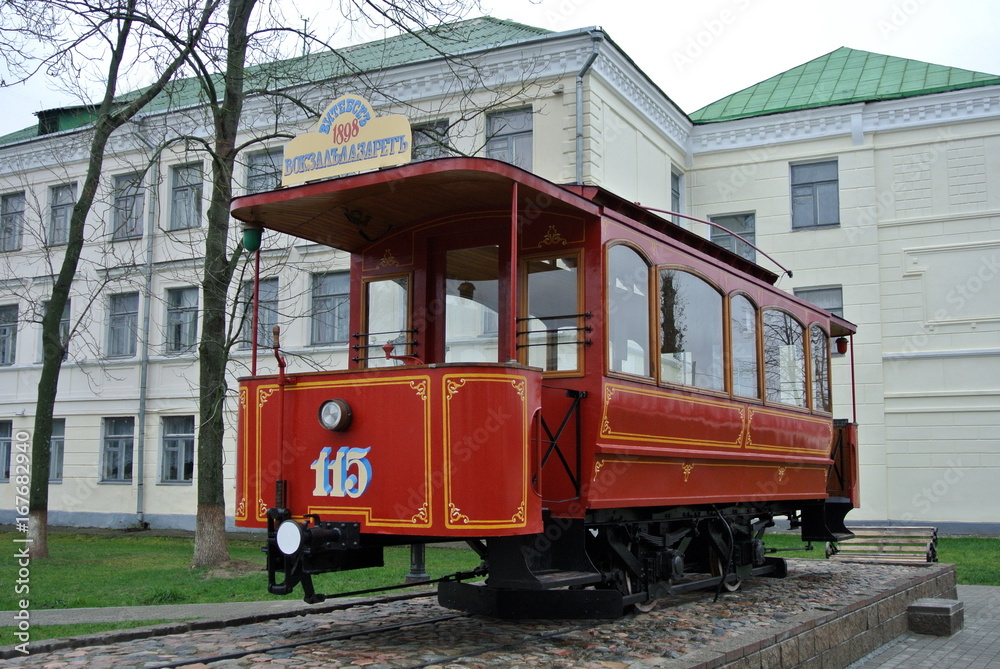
left=236, top=497, right=247, bottom=518
left=409, top=380, right=428, bottom=401
left=445, top=378, right=468, bottom=399
left=510, top=378, right=526, bottom=399
left=511, top=502, right=526, bottom=523
left=376, top=249, right=400, bottom=269
left=538, top=225, right=568, bottom=247
left=239, top=388, right=247, bottom=409
left=258, top=387, right=276, bottom=405
left=449, top=503, right=470, bottom=524
left=682, top=464, right=694, bottom=482
left=746, top=407, right=755, bottom=449
left=777, top=466, right=787, bottom=482
left=411, top=503, right=429, bottom=524
left=258, top=498, right=268, bottom=518
left=593, top=460, right=606, bottom=481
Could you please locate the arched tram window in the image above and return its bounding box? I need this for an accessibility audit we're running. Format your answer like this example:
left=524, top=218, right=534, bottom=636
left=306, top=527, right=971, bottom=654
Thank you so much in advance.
left=730, top=294, right=760, bottom=399
left=810, top=324, right=832, bottom=412
left=763, top=310, right=807, bottom=408
left=606, top=245, right=651, bottom=377
left=659, top=269, right=724, bottom=392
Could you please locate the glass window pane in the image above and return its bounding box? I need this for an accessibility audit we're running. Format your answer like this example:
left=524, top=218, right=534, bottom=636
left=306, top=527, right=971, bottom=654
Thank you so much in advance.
left=659, top=270, right=724, bottom=391
left=763, top=311, right=806, bottom=407
left=731, top=295, right=759, bottom=398
left=445, top=246, right=499, bottom=363
left=811, top=325, right=831, bottom=412
left=816, top=181, right=840, bottom=225
left=364, top=276, right=409, bottom=368
left=312, top=272, right=350, bottom=344
left=607, top=246, right=650, bottom=376
left=523, top=255, right=580, bottom=372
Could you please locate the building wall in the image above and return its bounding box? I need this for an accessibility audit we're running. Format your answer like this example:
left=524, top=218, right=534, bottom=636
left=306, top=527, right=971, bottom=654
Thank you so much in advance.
left=1, top=28, right=998, bottom=531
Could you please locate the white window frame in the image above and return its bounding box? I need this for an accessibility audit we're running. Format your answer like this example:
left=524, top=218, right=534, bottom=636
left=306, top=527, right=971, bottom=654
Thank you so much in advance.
left=112, top=173, right=144, bottom=240
left=107, top=292, right=139, bottom=358
left=170, top=163, right=202, bottom=230
left=48, top=184, right=76, bottom=246
left=1, top=192, right=25, bottom=252
left=160, top=415, right=195, bottom=484
left=165, top=286, right=199, bottom=353
left=101, top=416, right=134, bottom=483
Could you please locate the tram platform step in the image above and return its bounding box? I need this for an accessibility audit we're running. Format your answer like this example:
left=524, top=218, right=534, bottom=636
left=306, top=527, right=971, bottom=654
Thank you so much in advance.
left=530, top=570, right=604, bottom=589
left=826, top=526, right=938, bottom=563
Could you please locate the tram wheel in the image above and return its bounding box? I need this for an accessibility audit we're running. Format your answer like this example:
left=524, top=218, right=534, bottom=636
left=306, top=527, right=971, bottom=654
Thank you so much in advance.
left=709, top=548, right=742, bottom=592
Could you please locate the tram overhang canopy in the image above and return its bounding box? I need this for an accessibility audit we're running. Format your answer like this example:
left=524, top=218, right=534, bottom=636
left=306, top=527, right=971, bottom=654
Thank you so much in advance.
left=230, top=157, right=595, bottom=254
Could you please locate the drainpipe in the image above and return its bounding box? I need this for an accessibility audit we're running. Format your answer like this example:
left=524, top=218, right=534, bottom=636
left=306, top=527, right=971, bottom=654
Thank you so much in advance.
left=133, top=128, right=161, bottom=529
left=575, top=32, right=603, bottom=185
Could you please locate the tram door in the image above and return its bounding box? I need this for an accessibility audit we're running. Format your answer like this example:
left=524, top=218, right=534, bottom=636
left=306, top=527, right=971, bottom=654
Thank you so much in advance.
left=427, top=232, right=508, bottom=364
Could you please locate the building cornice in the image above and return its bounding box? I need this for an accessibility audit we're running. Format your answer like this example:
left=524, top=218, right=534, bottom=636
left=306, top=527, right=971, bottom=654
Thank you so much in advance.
left=691, top=86, right=1000, bottom=155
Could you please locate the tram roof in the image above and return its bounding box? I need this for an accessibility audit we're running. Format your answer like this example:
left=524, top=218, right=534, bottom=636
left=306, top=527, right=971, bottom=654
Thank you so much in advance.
left=230, top=157, right=855, bottom=335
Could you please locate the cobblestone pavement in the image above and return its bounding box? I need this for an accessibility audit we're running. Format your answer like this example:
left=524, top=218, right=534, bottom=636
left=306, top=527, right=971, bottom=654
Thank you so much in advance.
left=1, top=560, right=973, bottom=668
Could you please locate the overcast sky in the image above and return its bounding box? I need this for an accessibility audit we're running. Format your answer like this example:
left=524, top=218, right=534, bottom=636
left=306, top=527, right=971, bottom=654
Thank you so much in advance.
left=2, top=0, right=999, bottom=137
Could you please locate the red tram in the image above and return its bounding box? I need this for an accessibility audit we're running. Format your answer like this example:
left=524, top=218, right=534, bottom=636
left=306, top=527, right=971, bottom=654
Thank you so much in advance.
left=230, top=157, right=859, bottom=618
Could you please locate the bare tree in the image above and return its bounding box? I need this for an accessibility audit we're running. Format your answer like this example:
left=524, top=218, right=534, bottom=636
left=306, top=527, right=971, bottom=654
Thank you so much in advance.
left=1, top=0, right=219, bottom=558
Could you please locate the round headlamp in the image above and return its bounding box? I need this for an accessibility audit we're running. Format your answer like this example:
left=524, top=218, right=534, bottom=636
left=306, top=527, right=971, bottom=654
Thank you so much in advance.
left=275, top=519, right=304, bottom=556
left=318, top=399, right=352, bottom=431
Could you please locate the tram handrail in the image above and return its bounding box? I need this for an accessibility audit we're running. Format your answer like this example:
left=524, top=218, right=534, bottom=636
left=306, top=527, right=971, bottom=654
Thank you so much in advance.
left=636, top=205, right=794, bottom=279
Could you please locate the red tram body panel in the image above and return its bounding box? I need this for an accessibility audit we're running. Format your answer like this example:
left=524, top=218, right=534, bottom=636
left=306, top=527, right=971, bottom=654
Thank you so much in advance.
left=231, top=157, right=859, bottom=618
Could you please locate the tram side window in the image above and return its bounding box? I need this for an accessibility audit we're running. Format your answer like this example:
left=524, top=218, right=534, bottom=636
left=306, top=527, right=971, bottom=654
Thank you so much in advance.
left=763, top=310, right=806, bottom=407
left=810, top=324, right=831, bottom=412
left=364, top=276, right=410, bottom=368
left=659, top=270, right=724, bottom=392
left=445, top=246, right=500, bottom=363
left=730, top=294, right=759, bottom=398
left=606, top=245, right=650, bottom=377
left=523, top=255, right=580, bottom=372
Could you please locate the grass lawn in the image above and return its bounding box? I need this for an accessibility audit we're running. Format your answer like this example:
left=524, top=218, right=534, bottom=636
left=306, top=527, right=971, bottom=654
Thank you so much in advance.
left=1, top=529, right=995, bottom=644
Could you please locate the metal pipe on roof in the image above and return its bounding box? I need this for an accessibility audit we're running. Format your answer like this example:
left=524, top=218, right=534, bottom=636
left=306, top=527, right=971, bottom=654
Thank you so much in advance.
left=575, top=32, right=603, bottom=185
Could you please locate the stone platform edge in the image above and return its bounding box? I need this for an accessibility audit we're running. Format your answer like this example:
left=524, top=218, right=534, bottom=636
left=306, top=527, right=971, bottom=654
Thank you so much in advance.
left=671, top=562, right=958, bottom=669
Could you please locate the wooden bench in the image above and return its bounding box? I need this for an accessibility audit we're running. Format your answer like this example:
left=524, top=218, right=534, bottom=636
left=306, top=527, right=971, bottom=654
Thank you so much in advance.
left=826, top=526, right=938, bottom=562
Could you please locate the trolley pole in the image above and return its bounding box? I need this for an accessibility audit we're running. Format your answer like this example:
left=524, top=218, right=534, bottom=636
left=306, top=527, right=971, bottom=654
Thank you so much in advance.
left=405, top=544, right=429, bottom=583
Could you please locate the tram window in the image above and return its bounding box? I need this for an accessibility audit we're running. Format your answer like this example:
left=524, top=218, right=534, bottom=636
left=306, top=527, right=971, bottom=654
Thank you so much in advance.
left=763, top=310, right=806, bottom=407
left=659, top=270, right=724, bottom=392
left=607, top=245, right=650, bottom=377
left=730, top=294, right=759, bottom=398
left=810, top=324, right=831, bottom=412
left=364, top=276, right=410, bottom=368
left=523, top=255, right=580, bottom=372
left=445, top=245, right=499, bottom=363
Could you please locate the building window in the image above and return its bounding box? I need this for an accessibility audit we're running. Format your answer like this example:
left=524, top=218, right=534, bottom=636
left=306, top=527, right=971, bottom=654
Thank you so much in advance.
left=486, top=108, right=532, bottom=171
left=794, top=285, right=844, bottom=318
left=170, top=163, right=202, bottom=230
left=730, top=294, right=759, bottom=398
left=240, top=278, right=278, bottom=349
left=312, top=272, right=349, bottom=345
left=247, top=148, right=283, bottom=194
left=0, top=304, right=17, bottom=366
left=710, top=213, right=756, bottom=262
left=763, top=310, right=806, bottom=408
left=101, top=416, right=134, bottom=482
left=165, top=287, right=199, bottom=353
left=107, top=292, right=139, bottom=357
left=791, top=160, right=839, bottom=229
left=112, top=173, right=144, bottom=240
left=659, top=269, right=725, bottom=392
left=412, top=120, right=450, bottom=161
left=161, top=415, right=195, bottom=483
left=41, top=299, right=71, bottom=361
left=670, top=171, right=682, bottom=225
left=48, top=184, right=76, bottom=246
left=1, top=192, right=25, bottom=252
left=49, top=418, right=65, bottom=482
left=0, top=421, right=10, bottom=480
left=607, top=245, right=650, bottom=377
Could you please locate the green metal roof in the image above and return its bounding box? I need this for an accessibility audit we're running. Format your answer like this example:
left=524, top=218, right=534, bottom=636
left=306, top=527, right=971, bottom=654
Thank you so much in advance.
left=0, top=16, right=549, bottom=146
left=690, top=47, right=1000, bottom=124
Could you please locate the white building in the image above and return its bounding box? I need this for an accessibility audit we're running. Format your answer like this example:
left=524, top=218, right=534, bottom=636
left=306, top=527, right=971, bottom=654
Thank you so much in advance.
left=1, top=18, right=997, bottom=532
